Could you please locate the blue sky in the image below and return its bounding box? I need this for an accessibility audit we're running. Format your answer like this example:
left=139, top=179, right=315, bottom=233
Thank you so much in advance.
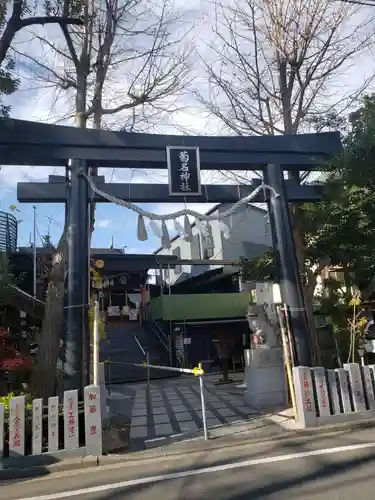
left=0, top=190, right=162, bottom=253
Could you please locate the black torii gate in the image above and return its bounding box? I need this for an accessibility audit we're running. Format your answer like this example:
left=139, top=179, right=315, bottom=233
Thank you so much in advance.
left=0, top=118, right=342, bottom=391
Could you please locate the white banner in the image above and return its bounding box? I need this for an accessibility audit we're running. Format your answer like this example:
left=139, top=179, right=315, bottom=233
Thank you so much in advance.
left=292, top=366, right=317, bottom=427
left=362, top=366, right=375, bottom=409
left=9, top=396, right=25, bottom=457
left=84, top=385, right=103, bottom=456
left=64, top=390, right=79, bottom=451
left=312, top=367, right=330, bottom=417
left=335, top=368, right=352, bottom=413
left=48, top=396, right=59, bottom=452
left=326, top=370, right=340, bottom=415
left=32, top=398, right=43, bottom=455
left=344, top=363, right=366, bottom=412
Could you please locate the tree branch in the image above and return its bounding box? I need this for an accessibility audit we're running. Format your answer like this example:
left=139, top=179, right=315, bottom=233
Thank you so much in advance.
left=198, top=0, right=375, bottom=137
left=60, top=23, right=81, bottom=69
left=0, top=1, right=82, bottom=67
left=19, top=16, right=82, bottom=29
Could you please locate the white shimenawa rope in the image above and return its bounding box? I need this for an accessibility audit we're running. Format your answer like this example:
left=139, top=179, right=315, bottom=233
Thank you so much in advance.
left=80, top=170, right=279, bottom=222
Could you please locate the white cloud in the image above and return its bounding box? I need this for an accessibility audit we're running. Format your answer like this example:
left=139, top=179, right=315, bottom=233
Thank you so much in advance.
left=125, top=247, right=147, bottom=254
left=103, top=168, right=169, bottom=184
left=96, top=219, right=111, bottom=228
left=0, top=165, right=65, bottom=189
left=3, top=27, right=76, bottom=187
left=151, top=202, right=216, bottom=217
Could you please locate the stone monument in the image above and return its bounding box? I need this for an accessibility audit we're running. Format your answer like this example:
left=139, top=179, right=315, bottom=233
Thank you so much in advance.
left=244, top=282, right=286, bottom=409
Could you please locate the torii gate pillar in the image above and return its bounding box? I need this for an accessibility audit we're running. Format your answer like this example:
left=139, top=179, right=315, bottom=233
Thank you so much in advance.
left=266, top=164, right=311, bottom=366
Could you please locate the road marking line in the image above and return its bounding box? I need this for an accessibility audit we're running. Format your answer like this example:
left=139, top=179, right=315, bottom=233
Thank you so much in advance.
left=12, top=441, right=375, bottom=500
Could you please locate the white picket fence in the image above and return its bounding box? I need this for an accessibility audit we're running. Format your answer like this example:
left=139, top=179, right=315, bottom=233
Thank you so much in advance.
left=293, top=363, right=375, bottom=428
left=0, top=385, right=102, bottom=459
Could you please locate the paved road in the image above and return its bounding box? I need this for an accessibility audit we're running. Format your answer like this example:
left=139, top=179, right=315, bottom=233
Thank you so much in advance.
left=3, top=428, right=375, bottom=500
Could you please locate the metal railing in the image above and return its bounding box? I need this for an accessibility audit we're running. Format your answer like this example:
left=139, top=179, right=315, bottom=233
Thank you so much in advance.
left=153, top=321, right=169, bottom=344
left=132, top=332, right=150, bottom=387
left=151, top=321, right=172, bottom=365
left=105, top=359, right=208, bottom=441
left=132, top=332, right=147, bottom=356
left=151, top=325, right=168, bottom=352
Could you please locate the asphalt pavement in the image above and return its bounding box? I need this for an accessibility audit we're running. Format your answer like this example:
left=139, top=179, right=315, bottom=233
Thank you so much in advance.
left=3, top=428, right=375, bottom=500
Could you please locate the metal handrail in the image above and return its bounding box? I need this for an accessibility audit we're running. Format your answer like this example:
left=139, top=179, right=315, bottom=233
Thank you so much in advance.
left=153, top=321, right=168, bottom=342
left=132, top=332, right=147, bottom=356
left=152, top=322, right=173, bottom=365
left=106, top=359, right=196, bottom=375
left=152, top=326, right=168, bottom=352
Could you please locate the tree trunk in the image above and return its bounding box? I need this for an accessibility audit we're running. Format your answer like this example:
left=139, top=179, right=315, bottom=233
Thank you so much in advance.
left=290, top=200, right=321, bottom=364
left=29, top=235, right=66, bottom=400
left=35, top=29, right=91, bottom=397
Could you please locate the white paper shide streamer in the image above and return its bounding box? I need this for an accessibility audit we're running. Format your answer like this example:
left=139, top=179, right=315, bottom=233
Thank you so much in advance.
left=81, top=171, right=280, bottom=250
left=174, top=219, right=185, bottom=236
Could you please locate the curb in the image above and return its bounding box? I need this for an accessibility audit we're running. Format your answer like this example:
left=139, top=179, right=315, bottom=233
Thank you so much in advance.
left=98, top=417, right=375, bottom=465
left=0, top=456, right=99, bottom=481
left=2, top=418, right=375, bottom=480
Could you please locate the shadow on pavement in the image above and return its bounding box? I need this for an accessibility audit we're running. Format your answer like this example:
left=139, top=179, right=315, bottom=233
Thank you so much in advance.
left=97, top=447, right=375, bottom=500
left=0, top=452, right=61, bottom=482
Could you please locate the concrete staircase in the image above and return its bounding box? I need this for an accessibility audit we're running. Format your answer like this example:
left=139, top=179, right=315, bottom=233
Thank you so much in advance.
left=100, top=322, right=179, bottom=384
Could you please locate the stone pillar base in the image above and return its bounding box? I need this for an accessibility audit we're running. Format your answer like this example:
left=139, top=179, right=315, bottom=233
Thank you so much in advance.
left=244, top=347, right=286, bottom=410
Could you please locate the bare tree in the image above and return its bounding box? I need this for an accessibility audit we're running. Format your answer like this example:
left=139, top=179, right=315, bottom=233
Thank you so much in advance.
left=21, top=0, right=192, bottom=398
left=0, top=0, right=82, bottom=66
left=0, top=0, right=82, bottom=116
left=197, top=0, right=375, bottom=136
left=195, top=0, right=375, bottom=361
left=18, top=0, right=192, bottom=129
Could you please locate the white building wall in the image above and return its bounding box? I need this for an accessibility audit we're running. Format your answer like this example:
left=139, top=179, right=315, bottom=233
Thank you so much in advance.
left=208, top=219, right=224, bottom=262
left=155, top=226, right=192, bottom=285
left=154, top=204, right=272, bottom=286
left=220, top=204, right=272, bottom=262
